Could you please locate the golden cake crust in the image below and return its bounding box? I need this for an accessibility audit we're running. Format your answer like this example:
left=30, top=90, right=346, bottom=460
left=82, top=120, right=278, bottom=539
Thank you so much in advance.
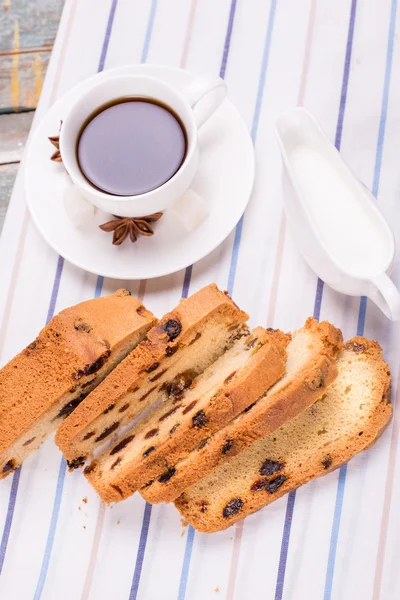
left=55, top=284, right=248, bottom=461
left=175, top=337, right=391, bottom=532
left=0, top=290, right=155, bottom=455
left=141, top=318, right=342, bottom=503
left=84, top=327, right=290, bottom=503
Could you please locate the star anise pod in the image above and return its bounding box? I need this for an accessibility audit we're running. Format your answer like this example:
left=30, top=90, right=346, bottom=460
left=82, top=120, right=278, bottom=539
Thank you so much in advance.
left=99, top=213, right=163, bottom=245
left=49, top=121, right=63, bottom=162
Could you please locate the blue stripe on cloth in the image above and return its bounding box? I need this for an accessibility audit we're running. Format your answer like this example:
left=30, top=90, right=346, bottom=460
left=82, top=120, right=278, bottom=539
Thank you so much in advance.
left=0, top=251, right=65, bottom=574
left=313, top=277, right=325, bottom=323
left=98, top=0, right=119, bottom=76
left=33, top=459, right=68, bottom=600
left=46, top=256, right=65, bottom=324
left=322, top=1, right=397, bottom=598
left=220, top=0, right=237, bottom=79
left=95, top=275, right=104, bottom=298
left=334, top=0, right=358, bottom=152
left=357, top=295, right=368, bottom=336
left=177, top=525, right=195, bottom=600
left=98, top=0, right=118, bottom=71
left=274, top=1, right=359, bottom=598
left=250, top=0, right=278, bottom=143
left=129, top=502, right=153, bottom=600
left=227, top=215, right=244, bottom=297
left=182, top=265, right=193, bottom=299
left=228, top=0, right=277, bottom=304
left=30, top=0, right=119, bottom=594
left=323, top=464, right=348, bottom=600
left=372, top=0, right=397, bottom=199
left=177, top=3, right=278, bottom=598
left=274, top=491, right=296, bottom=600
left=0, top=467, right=21, bottom=574
left=141, top=0, right=158, bottom=64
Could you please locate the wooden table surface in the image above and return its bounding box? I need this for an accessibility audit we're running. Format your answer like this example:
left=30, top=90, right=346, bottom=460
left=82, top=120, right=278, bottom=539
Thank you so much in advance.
left=0, top=0, right=63, bottom=233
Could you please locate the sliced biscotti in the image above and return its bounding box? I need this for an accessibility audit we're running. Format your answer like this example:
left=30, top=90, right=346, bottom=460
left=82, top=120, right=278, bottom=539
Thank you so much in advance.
left=175, top=337, right=392, bottom=532
left=0, top=290, right=156, bottom=479
left=142, top=318, right=342, bottom=503
left=84, top=327, right=289, bottom=503
left=55, top=284, right=248, bottom=469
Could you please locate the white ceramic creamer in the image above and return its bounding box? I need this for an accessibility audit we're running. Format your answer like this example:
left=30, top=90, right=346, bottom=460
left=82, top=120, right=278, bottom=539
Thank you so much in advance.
left=275, top=107, right=400, bottom=321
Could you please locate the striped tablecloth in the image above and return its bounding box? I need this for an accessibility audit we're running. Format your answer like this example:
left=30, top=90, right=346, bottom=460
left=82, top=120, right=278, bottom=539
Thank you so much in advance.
left=0, top=1, right=399, bottom=598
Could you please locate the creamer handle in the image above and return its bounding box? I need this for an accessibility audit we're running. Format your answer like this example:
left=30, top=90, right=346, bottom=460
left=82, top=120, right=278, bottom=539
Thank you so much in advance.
left=370, top=273, right=400, bottom=321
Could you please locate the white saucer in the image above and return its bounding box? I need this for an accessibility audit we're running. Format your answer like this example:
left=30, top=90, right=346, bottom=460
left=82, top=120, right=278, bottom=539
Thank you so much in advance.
left=25, top=65, right=255, bottom=280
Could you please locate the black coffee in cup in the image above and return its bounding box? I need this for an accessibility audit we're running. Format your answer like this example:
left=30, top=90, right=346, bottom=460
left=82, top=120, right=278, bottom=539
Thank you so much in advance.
left=77, top=98, right=187, bottom=196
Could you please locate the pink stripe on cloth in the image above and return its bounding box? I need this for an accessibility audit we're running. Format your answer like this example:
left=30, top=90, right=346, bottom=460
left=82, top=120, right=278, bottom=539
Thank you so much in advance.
left=266, top=215, right=287, bottom=326
left=0, top=0, right=80, bottom=361
left=181, top=0, right=199, bottom=69
left=226, top=521, right=244, bottom=600
left=297, top=0, right=317, bottom=106
left=138, top=279, right=147, bottom=302
left=266, top=0, right=317, bottom=327
left=372, top=368, right=400, bottom=600
left=80, top=503, right=106, bottom=600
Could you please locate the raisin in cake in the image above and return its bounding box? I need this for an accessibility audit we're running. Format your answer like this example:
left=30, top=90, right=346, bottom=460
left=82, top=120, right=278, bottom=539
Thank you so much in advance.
left=84, top=327, right=290, bottom=503
left=55, top=284, right=249, bottom=470
left=141, top=318, right=342, bottom=503
left=0, top=290, right=156, bottom=478
left=175, top=337, right=392, bottom=532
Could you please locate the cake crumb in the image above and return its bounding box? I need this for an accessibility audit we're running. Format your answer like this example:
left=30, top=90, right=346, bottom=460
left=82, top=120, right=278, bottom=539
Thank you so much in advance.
left=117, top=520, right=120, bottom=525
left=180, top=518, right=188, bottom=528
left=82, top=497, right=88, bottom=504
left=83, top=526, right=86, bottom=529
left=214, top=588, right=219, bottom=593
left=78, top=506, right=81, bottom=511
left=181, top=530, right=185, bottom=537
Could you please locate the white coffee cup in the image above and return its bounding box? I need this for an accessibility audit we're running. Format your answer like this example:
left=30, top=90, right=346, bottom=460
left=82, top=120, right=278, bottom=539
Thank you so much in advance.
left=59, top=73, right=227, bottom=217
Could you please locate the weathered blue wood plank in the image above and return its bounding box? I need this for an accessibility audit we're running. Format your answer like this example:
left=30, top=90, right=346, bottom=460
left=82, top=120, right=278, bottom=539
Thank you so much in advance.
left=0, top=0, right=64, bottom=52
left=0, top=0, right=64, bottom=111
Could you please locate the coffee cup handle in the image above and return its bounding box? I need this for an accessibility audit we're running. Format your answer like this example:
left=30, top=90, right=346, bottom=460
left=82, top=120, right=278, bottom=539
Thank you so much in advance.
left=183, top=74, right=227, bottom=128
left=370, top=273, right=400, bottom=321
